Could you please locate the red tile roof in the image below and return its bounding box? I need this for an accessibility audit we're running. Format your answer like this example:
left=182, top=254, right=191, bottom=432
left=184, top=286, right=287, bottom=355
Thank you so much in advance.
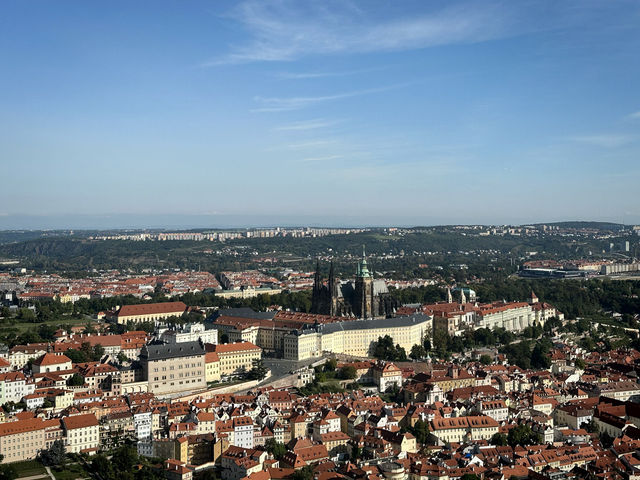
left=117, top=301, right=187, bottom=317
left=62, top=413, right=99, bottom=430
left=34, top=353, right=71, bottom=366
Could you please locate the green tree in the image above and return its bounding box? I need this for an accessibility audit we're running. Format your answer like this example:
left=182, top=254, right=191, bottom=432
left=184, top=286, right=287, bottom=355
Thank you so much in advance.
left=64, top=348, right=88, bottom=363
left=324, top=358, right=337, bottom=372
left=372, top=335, right=406, bottom=361
left=410, top=344, right=426, bottom=360
left=531, top=342, right=551, bottom=369
left=264, top=439, right=287, bottom=460
left=600, top=431, right=614, bottom=448
left=67, top=373, right=85, bottom=386
left=581, top=419, right=598, bottom=433
left=247, top=359, right=268, bottom=381
left=0, top=463, right=17, bottom=480
left=508, top=424, right=542, bottom=447
left=117, top=352, right=130, bottom=363
left=490, top=432, right=508, bottom=446
left=291, top=466, right=314, bottom=480
left=350, top=445, right=362, bottom=461
left=16, top=308, right=36, bottom=322
left=38, top=439, right=66, bottom=467
left=91, top=454, right=114, bottom=480
left=407, top=419, right=430, bottom=445
left=432, top=328, right=450, bottom=358
left=574, top=358, right=586, bottom=370
left=479, top=354, right=492, bottom=365
left=111, top=445, right=139, bottom=473
left=338, top=365, right=357, bottom=380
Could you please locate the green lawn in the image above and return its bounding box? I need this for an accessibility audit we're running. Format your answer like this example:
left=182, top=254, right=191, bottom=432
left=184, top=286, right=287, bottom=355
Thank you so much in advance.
left=12, top=460, right=47, bottom=477
left=51, top=463, right=90, bottom=480
left=0, top=316, right=90, bottom=335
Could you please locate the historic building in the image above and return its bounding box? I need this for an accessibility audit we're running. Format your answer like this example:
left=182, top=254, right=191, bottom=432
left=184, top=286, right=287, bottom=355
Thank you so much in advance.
left=282, top=314, right=431, bottom=361
left=311, top=250, right=398, bottom=318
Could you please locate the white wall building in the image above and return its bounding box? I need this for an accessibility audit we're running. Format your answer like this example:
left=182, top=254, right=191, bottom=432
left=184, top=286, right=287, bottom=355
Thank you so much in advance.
left=161, top=323, right=218, bottom=345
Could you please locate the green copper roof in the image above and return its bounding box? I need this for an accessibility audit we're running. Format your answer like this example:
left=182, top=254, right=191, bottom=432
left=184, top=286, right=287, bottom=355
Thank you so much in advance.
left=358, top=245, right=372, bottom=278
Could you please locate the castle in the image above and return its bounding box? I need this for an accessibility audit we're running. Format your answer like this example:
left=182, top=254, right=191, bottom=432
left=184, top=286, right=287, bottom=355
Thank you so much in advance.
left=311, top=249, right=398, bottom=319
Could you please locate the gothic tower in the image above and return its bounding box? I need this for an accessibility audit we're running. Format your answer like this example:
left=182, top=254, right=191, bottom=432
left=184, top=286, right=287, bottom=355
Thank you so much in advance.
left=328, top=261, right=340, bottom=316
left=354, top=246, right=374, bottom=318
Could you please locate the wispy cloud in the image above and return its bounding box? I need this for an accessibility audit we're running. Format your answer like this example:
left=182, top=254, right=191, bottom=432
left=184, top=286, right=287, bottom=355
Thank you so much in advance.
left=275, top=67, right=383, bottom=80
left=300, top=154, right=344, bottom=163
left=206, top=0, right=530, bottom=65
left=286, top=140, right=335, bottom=149
left=628, top=110, right=640, bottom=119
left=569, top=134, right=637, bottom=148
left=274, top=119, right=343, bottom=131
left=253, top=83, right=409, bottom=112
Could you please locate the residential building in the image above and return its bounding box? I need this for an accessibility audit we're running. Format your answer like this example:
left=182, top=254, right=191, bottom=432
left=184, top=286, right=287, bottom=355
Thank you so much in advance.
left=61, top=413, right=100, bottom=454
left=429, top=415, right=499, bottom=445
left=161, top=323, right=218, bottom=345
left=113, top=302, right=188, bottom=325
left=210, top=342, right=262, bottom=377
left=282, top=314, right=431, bottom=361
left=140, top=341, right=206, bottom=396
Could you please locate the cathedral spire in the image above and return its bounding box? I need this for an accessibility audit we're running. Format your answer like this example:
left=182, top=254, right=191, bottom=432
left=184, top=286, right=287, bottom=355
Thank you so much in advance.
left=313, top=259, right=321, bottom=291
left=447, top=287, right=453, bottom=303
left=329, top=260, right=338, bottom=296
left=358, top=245, right=371, bottom=278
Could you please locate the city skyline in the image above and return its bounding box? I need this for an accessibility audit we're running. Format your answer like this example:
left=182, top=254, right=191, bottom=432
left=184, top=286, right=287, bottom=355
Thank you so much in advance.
left=2, top=0, right=640, bottom=228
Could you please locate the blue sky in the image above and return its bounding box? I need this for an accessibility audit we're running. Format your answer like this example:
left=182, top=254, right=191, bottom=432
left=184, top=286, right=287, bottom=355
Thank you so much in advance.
left=1, top=0, right=640, bottom=228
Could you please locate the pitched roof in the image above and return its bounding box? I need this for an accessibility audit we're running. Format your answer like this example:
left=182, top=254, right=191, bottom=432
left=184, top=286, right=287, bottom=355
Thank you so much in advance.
left=213, top=341, right=261, bottom=354
left=117, top=301, right=187, bottom=317
left=62, top=413, right=99, bottom=430
left=0, top=418, right=47, bottom=437
left=141, top=341, right=205, bottom=361
left=34, top=353, right=72, bottom=366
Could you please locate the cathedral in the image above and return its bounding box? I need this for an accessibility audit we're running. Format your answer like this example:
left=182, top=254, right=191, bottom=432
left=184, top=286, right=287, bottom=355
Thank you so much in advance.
left=311, top=249, right=398, bottom=319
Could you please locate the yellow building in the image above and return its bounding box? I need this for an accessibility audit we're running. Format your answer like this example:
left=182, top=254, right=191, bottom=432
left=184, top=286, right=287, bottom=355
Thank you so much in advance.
left=62, top=413, right=100, bottom=454
left=113, top=302, right=188, bottom=325
left=429, top=416, right=499, bottom=445
left=0, top=418, right=49, bottom=463
left=283, top=314, right=430, bottom=361
left=211, top=342, right=262, bottom=376
left=205, top=352, right=221, bottom=382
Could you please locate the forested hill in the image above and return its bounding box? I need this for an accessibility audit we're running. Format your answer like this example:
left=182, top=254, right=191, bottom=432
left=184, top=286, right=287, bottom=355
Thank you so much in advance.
left=0, top=228, right=622, bottom=274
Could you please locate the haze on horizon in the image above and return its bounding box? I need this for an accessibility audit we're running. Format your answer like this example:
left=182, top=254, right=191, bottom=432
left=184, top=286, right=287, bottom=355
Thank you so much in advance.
left=1, top=1, right=640, bottom=229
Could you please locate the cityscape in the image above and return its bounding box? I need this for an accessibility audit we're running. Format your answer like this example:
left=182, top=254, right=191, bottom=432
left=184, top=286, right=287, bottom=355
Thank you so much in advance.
left=2, top=2, right=640, bottom=480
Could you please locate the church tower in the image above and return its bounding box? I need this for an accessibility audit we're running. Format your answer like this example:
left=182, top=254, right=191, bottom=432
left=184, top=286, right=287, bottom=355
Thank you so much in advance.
left=328, top=261, right=340, bottom=316
left=354, top=246, right=374, bottom=318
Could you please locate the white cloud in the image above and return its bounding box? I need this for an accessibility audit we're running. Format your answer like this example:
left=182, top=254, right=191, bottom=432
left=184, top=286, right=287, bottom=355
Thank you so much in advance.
left=253, top=83, right=409, bottom=112
left=300, top=154, right=344, bottom=162
left=569, top=134, right=636, bottom=148
left=274, top=119, right=342, bottom=131
left=275, top=67, right=382, bottom=79
left=628, top=110, right=640, bottom=119
left=286, top=140, right=335, bottom=149
left=206, top=0, right=526, bottom=65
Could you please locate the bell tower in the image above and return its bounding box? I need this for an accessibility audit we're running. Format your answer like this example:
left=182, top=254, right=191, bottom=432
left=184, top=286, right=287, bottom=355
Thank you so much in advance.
left=354, top=246, right=374, bottom=318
